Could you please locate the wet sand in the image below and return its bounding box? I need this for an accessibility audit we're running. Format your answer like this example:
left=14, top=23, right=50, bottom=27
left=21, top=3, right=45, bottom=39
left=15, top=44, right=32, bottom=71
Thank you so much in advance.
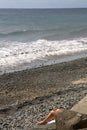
left=0, top=57, right=87, bottom=108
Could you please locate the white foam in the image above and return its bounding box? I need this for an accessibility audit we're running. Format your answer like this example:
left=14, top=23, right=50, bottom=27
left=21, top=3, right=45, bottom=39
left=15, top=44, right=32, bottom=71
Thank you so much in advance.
left=0, top=38, right=87, bottom=73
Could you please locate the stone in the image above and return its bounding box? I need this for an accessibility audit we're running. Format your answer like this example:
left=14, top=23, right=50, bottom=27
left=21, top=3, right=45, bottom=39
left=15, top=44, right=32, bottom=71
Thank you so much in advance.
left=71, top=96, right=87, bottom=114
left=55, top=110, right=87, bottom=130
left=55, top=110, right=82, bottom=130
left=30, top=123, right=56, bottom=130
left=31, top=110, right=87, bottom=130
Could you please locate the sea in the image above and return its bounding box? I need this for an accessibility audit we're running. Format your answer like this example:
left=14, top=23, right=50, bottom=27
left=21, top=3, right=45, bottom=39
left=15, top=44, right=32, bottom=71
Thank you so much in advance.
left=0, top=8, right=87, bottom=74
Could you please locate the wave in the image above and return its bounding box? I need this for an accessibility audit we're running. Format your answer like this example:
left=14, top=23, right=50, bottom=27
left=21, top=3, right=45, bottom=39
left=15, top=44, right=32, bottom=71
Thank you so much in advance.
left=0, top=38, right=87, bottom=74
left=0, top=28, right=58, bottom=37
left=0, top=26, right=87, bottom=39
left=0, top=29, right=37, bottom=37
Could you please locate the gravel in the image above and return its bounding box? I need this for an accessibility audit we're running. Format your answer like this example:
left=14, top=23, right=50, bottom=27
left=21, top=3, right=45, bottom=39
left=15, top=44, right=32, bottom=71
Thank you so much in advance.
left=0, top=83, right=87, bottom=130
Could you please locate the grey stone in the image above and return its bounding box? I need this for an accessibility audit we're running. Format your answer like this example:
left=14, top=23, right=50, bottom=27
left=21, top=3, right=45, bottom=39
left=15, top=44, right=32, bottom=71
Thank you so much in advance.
left=31, top=123, right=56, bottom=130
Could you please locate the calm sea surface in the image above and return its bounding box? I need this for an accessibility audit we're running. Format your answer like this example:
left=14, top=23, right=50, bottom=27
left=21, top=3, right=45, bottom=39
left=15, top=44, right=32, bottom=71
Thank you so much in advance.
left=0, top=8, right=87, bottom=74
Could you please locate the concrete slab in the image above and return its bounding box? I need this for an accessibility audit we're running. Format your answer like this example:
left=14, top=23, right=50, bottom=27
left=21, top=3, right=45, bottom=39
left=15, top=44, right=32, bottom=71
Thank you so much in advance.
left=71, top=95, right=87, bottom=114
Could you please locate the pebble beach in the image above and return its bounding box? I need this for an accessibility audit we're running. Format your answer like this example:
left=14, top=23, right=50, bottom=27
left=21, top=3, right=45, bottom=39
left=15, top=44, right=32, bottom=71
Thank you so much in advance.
left=0, top=57, right=87, bottom=129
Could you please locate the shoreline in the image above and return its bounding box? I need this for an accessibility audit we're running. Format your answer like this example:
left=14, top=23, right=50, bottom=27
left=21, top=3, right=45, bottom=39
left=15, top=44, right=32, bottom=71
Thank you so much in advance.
left=0, top=56, right=87, bottom=129
left=0, top=56, right=87, bottom=107
left=1, top=51, right=87, bottom=75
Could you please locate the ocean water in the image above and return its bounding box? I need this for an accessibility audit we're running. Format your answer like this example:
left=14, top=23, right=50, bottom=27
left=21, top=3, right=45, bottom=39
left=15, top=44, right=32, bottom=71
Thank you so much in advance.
left=0, top=8, right=87, bottom=74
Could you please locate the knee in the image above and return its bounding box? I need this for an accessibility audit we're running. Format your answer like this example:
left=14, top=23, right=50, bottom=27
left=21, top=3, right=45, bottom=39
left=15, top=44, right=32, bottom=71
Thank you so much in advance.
left=50, top=110, right=55, bottom=116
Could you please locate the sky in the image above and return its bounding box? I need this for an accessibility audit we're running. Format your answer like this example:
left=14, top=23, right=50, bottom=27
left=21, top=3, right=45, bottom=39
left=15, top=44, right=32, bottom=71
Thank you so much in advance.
left=0, top=0, right=87, bottom=8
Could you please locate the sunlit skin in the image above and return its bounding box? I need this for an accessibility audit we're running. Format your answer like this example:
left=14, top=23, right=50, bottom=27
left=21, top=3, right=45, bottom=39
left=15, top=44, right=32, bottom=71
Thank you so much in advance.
left=37, top=109, right=63, bottom=125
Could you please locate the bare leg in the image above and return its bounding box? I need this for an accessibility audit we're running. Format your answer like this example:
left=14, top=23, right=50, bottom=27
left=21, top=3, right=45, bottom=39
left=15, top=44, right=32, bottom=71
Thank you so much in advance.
left=37, top=109, right=63, bottom=125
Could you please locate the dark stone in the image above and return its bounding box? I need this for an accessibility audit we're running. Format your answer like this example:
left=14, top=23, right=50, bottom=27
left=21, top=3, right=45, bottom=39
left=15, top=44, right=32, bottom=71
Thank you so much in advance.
left=55, top=110, right=87, bottom=130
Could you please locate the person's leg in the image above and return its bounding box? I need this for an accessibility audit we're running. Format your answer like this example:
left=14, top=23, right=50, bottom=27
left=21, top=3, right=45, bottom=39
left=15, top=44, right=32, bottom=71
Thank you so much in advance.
left=37, top=110, right=55, bottom=125
left=37, top=109, right=62, bottom=125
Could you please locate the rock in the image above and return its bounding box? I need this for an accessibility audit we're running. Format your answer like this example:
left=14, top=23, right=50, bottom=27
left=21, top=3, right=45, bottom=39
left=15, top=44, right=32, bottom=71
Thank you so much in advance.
left=78, top=128, right=87, bottom=130
left=71, top=96, right=87, bottom=114
left=32, top=110, right=87, bottom=130
left=56, top=110, right=87, bottom=130
left=56, top=110, right=82, bottom=130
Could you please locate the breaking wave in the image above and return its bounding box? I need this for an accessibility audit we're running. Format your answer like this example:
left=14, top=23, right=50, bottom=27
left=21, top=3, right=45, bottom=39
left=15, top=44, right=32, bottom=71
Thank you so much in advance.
left=0, top=38, right=87, bottom=74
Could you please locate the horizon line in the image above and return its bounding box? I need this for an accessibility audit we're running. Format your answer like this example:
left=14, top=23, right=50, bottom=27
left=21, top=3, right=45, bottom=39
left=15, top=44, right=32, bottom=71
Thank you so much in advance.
left=0, top=7, right=87, bottom=9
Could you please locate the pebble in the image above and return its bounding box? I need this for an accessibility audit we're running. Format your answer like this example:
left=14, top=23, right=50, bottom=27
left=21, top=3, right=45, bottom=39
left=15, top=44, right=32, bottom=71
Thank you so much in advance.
left=0, top=83, right=87, bottom=129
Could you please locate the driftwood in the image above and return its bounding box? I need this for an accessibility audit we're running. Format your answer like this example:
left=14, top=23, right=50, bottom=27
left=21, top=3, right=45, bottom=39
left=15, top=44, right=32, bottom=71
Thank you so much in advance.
left=55, top=110, right=87, bottom=130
